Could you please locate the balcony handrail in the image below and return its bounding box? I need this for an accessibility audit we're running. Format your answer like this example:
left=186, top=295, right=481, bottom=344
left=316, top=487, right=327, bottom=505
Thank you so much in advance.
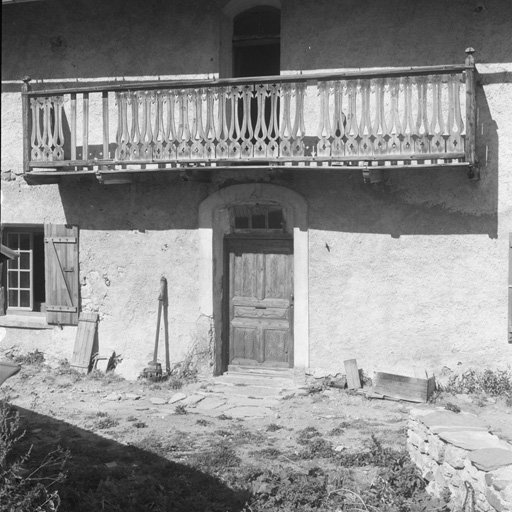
left=24, top=63, right=468, bottom=97
left=21, top=49, right=478, bottom=180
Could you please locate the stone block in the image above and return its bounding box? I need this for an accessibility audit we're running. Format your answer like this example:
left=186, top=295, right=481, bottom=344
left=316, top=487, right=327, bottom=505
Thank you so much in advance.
left=444, top=443, right=468, bottom=469
left=485, top=466, right=512, bottom=492
left=438, top=430, right=512, bottom=452
left=485, top=486, right=510, bottom=512
left=470, top=448, right=512, bottom=472
left=419, top=410, right=488, bottom=431
left=428, top=434, right=446, bottom=463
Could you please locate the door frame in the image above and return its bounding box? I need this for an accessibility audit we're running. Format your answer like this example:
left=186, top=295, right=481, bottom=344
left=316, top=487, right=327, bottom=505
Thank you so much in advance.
left=198, top=184, right=309, bottom=376
left=223, top=233, right=294, bottom=371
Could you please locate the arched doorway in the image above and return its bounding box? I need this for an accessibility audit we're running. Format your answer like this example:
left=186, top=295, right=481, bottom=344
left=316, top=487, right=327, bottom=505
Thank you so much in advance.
left=233, top=6, right=280, bottom=78
left=198, top=184, right=309, bottom=376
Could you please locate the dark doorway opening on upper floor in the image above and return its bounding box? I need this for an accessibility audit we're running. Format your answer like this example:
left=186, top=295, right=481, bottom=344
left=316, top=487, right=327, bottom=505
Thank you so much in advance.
left=233, top=6, right=280, bottom=78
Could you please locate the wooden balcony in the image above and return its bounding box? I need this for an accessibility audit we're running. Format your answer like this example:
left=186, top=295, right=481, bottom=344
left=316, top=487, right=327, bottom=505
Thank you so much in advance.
left=22, top=50, right=478, bottom=184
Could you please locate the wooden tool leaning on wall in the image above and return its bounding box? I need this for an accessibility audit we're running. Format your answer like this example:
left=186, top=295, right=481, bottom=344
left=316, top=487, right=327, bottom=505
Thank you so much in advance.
left=143, top=277, right=170, bottom=379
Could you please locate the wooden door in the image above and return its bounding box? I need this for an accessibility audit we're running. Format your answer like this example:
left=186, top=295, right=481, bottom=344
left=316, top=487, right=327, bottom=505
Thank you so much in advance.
left=227, top=238, right=293, bottom=368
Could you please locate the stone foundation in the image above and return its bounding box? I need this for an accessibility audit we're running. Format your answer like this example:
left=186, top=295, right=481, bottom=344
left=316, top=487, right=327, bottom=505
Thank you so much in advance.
left=408, top=408, right=512, bottom=511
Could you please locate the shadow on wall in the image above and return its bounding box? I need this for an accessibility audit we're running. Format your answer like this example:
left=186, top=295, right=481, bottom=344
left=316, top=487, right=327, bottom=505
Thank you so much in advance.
left=55, top=70, right=498, bottom=237
left=297, top=79, right=498, bottom=238
left=9, top=405, right=251, bottom=511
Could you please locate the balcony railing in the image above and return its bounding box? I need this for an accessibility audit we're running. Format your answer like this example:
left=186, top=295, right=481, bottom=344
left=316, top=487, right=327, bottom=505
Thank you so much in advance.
left=21, top=49, right=478, bottom=183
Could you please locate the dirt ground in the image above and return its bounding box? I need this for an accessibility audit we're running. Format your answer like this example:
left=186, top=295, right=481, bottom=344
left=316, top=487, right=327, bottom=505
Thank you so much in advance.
left=1, top=359, right=511, bottom=512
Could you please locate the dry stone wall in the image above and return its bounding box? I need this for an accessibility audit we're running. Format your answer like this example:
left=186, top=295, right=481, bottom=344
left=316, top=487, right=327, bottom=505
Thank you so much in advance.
left=408, top=408, right=512, bottom=511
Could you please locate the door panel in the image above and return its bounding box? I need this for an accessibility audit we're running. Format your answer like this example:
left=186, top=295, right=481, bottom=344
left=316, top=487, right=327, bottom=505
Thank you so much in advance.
left=228, top=238, right=293, bottom=368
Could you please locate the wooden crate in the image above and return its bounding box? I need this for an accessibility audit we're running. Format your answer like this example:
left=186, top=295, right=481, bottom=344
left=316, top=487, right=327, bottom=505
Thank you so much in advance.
left=373, top=372, right=436, bottom=403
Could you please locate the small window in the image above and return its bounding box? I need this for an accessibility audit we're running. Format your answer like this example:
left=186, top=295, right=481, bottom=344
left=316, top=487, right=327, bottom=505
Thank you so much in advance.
left=3, top=228, right=45, bottom=312
left=231, top=205, right=284, bottom=232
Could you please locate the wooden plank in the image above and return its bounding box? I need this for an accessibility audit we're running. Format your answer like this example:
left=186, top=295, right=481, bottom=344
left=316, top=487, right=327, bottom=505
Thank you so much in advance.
left=102, top=91, right=109, bottom=159
left=464, top=48, right=478, bottom=175
left=70, top=93, right=77, bottom=160
left=71, top=312, right=99, bottom=373
left=44, top=224, right=79, bottom=325
left=509, top=233, right=512, bottom=344
left=21, top=77, right=31, bottom=173
left=344, top=359, right=361, bottom=389
left=373, top=372, right=436, bottom=403
left=26, top=64, right=467, bottom=96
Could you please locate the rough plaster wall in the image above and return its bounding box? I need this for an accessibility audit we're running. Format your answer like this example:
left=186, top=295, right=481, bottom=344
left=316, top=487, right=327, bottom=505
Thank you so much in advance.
left=1, top=0, right=219, bottom=82
left=1, top=0, right=512, bottom=378
left=281, top=0, right=512, bottom=70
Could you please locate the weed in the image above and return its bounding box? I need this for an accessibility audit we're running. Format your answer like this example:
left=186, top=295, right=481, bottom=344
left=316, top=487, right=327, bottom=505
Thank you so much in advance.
left=0, top=401, right=69, bottom=511
left=174, top=405, right=187, bottom=415
left=444, top=367, right=512, bottom=396
left=87, top=370, right=124, bottom=384
left=218, top=414, right=233, bottom=421
left=250, top=448, right=282, bottom=458
left=13, top=349, right=45, bottom=366
left=188, top=441, right=241, bottom=473
left=167, top=377, right=183, bottom=389
left=94, top=415, right=119, bottom=430
left=298, top=437, right=333, bottom=459
left=214, top=429, right=232, bottom=438
left=266, top=423, right=282, bottom=432
left=126, top=415, right=138, bottom=422
left=196, top=419, right=211, bottom=426
left=95, top=411, right=108, bottom=418
left=328, top=425, right=345, bottom=436
left=296, top=426, right=321, bottom=445
left=132, top=422, right=147, bottom=429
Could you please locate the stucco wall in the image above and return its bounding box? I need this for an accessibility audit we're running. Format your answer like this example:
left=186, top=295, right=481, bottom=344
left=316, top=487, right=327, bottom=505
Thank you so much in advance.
left=1, top=0, right=511, bottom=379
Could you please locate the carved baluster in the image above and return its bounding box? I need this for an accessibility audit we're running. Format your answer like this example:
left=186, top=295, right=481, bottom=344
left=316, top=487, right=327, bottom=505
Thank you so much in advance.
left=345, top=81, right=359, bottom=156
left=359, top=80, right=372, bottom=156
left=291, top=82, right=306, bottom=157
left=267, top=83, right=279, bottom=157
left=228, top=85, right=241, bottom=159
left=164, top=91, right=177, bottom=161
left=216, top=87, right=229, bottom=159
left=153, top=91, right=166, bottom=160
left=115, top=92, right=128, bottom=160
left=191, top=88, right=205, bottom=159
left=372, top=78, right=388, bottom=156
left=415, top=76, right=430, bottom=154
left=316, top=81, right=331, bottom=157
left=388, top=78, right=401, bottom=154
left=41, top=97, right=52, bottom=161
left=331, top=81, right=345, bottom=157
left=240, top=84, right=254, bottom=158
left=202, top=88, right=215, bottom=160
left=447, top=73, right=464, bottom=153
left=253, top=83, right=268, bottom=157
left=280, top=82, right=293, bottom=157
left=177, top=89, right=191, bottom=160
left=139, top=91, right=153, bottom=160
left=127, top=92, right=142, bottom=160
left=30, top=98, right=41, bottom=161
left=430, top=75, right=446, bottom=154
left=52, top=96, right=65, bottom=160
left=401, top=77, right=414, bottom=154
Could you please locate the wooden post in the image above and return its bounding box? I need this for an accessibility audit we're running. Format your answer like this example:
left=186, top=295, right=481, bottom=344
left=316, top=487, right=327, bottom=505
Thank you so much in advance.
left=21, top=76, right=31, bottom=174
left=102, top=91, right=109, bottom=159
left=464, top=48, right=479, bottom=179
left=70, top=93, right=77, bottom=160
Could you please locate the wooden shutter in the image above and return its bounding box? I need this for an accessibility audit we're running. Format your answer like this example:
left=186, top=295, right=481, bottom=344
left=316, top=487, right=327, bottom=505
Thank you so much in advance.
left=45, top=224, right=79, bottom=325
left=509, top=233, right=512, bottom=343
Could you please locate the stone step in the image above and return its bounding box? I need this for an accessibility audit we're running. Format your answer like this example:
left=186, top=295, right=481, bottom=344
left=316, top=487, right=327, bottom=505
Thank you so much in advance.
left=215, top=374, right=296, bottom=391
left=227, top=365, right=295, bottom=378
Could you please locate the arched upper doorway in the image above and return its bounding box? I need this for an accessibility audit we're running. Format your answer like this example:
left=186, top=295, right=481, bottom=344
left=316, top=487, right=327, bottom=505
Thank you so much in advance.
left=233, top=6, right=280, bottom=78
left=219, top=1, right=281, bottom=79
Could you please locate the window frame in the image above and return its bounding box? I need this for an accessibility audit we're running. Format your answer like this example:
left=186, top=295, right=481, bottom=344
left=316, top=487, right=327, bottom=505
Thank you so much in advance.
left=2, top=226, right=45, bottom=313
